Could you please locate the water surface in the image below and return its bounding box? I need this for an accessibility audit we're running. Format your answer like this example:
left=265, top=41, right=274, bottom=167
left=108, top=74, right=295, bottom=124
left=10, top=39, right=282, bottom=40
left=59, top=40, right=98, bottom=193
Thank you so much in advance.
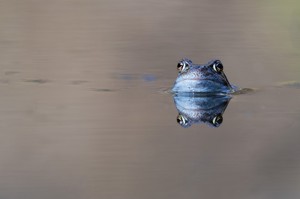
left=1, top=0, right=300, bottom=199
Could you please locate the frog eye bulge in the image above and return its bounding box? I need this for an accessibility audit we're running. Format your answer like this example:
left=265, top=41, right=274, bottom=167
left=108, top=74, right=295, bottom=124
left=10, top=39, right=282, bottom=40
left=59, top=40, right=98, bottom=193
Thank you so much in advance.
left=177, top=60, right=189, bottom=73
left=212, top=60, right=223, bottom=73
left=177, top=62, right=184, bottom=72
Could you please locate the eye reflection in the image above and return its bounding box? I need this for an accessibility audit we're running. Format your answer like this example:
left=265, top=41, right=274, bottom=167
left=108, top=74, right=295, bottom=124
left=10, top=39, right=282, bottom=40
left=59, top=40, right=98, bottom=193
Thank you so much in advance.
left=173, top=94, right=231, bottom=128
left=211, top=114, right=223, bottom=127
left=177, top=114, right=190, bottom=127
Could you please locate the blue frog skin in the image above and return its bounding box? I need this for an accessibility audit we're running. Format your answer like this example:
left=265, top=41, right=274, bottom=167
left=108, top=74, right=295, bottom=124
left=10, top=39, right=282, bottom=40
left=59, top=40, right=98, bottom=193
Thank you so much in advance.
left=174, top=94, right=231, bottom=128
left=172, top=59, right=236, bottom=94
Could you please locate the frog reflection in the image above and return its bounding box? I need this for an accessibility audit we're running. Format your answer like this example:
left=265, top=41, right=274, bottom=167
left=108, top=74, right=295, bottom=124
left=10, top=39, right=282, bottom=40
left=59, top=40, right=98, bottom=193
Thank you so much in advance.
left=172, top=59, right=237, bottom=94
left=174, top=95, right=231, bottom=128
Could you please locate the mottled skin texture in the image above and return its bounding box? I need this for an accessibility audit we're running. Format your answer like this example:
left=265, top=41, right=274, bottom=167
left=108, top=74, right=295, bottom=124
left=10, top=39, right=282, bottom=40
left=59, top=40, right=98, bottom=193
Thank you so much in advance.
left=172, top=59, right=235, bottom=94
left=174, top=95, right=231, bottom=128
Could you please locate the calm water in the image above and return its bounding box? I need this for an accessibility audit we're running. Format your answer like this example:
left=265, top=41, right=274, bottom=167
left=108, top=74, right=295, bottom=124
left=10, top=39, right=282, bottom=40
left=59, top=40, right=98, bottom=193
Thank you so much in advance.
left=1, top=0, right=300, bottom=198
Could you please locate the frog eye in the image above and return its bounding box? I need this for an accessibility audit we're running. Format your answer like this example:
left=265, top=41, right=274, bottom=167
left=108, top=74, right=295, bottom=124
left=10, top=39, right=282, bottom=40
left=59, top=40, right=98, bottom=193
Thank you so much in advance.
left=177, top=62, right=184, bottom=72
left=177, top=114, right=189, bottom=126
left=177, top=60, right=190, bottom=73
left=212, top=60, right=223, bottom=73
left=211, top=114, right=223, bottom=127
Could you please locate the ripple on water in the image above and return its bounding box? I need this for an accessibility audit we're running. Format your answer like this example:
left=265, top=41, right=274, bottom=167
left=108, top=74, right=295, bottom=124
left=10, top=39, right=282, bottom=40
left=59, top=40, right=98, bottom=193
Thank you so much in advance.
left=278, top=81, right=300, bottom=89
left=70, top=80, right=88, bottom=85
left=24, top=79, right=50, bottom=84
left=91, top=88, right=115, bottom=92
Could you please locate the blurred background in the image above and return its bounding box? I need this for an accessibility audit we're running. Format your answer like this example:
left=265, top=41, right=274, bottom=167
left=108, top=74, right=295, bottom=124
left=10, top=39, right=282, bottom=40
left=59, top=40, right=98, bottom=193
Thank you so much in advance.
left=0, top=0, right=300, bottom=198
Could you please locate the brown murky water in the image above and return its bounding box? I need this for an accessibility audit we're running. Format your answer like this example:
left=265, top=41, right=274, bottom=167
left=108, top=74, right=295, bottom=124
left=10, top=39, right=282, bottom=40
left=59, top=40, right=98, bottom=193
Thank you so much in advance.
left=1, top=0, right=300, bottom=198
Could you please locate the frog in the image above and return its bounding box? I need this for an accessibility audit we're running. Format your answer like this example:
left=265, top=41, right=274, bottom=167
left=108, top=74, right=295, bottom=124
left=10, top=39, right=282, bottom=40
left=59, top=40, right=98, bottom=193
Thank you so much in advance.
left=172, top=59, right=237, bottom=94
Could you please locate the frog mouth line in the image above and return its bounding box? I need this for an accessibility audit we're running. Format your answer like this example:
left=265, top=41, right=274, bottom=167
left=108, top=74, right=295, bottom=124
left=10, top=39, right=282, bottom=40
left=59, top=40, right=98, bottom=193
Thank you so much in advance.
left=176, top=78, right=226, bottom=84
left=174, top=78, right=234, bottom=93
